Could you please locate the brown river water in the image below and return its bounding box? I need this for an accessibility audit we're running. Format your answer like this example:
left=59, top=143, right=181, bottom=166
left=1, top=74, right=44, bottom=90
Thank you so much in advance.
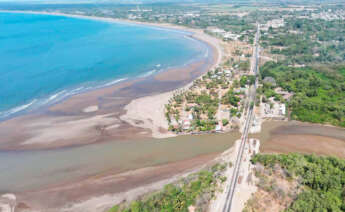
left=1, top=120, right=344, bottom=194
left=0, top=132, right=240, bottom=193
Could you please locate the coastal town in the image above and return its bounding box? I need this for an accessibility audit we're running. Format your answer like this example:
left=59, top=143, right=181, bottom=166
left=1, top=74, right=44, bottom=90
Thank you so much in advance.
left=164, top=39, right=253, bottom=133
left=164, top=34, right=288, bottom=135
left=0, top=1, right=345, bottom=212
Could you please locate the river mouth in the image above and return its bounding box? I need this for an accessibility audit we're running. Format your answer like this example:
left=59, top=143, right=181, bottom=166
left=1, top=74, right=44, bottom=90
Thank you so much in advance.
left=2, top=120, right=343, bottom=194
left=3, top=120, right=345, bottom=210
left=0, top=11, right=220, bottom=151
left=0, top=131, right=240, bottom=210
left=0, top=11, right=226, bottom=209
left=251, top=120, right=345, bottom=158
left=0, top=131, right=240, bottom=193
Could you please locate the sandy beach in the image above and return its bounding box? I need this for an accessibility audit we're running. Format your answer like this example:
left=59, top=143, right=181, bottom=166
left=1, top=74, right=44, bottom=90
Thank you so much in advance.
left=2, top=11, right=345, bottom=212
left=0, top=10, right=227, bottom=211
left=0, top=10, right=223, bottom=150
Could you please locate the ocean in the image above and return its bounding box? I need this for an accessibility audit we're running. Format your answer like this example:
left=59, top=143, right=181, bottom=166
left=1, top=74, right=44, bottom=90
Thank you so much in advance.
left=0, top=12, right=207, bottom=119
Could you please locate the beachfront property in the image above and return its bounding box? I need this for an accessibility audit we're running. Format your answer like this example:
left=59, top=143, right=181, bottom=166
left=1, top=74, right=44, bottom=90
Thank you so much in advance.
left=1, top=2, right=345, bottom=212
left=206, top=27, right=243, bottom=41
left=165, top=36, right=253, bottom=134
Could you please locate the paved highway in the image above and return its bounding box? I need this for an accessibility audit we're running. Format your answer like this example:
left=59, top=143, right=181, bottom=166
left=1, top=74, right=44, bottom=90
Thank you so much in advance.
left=222, top=24, right=260, bottom=212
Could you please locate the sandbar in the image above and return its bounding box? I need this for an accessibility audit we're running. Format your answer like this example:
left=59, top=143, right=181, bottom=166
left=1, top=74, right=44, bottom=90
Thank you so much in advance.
left=0, top=10, right=222, bottom=150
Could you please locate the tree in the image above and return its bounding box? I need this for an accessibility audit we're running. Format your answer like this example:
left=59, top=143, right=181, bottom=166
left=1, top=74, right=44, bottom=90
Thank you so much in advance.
left=252, top=153, right=345, bottom=212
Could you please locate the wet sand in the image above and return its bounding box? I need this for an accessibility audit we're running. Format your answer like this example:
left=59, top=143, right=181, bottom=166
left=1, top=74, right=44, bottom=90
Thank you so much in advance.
left=0, top=61, right=214, bottom=150
left=0, top=12, right=222, bottom=150
left=18, top=154, right=218, bottom=211
left=5, top=120, right=344, bottom=211
left=0, top=11, right=226, bottom=212
left=2, top=11, right=344, bottom=212
left=251, top=120, right=345, bottom=158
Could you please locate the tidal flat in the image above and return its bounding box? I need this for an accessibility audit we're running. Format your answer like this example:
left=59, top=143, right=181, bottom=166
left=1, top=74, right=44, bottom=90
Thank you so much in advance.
left=251, top=120, right=345, bottom=158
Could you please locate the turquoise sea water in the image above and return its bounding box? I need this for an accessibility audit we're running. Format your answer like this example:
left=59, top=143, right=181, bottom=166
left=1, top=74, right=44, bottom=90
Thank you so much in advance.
left=0, top=12, right=207, bottom=119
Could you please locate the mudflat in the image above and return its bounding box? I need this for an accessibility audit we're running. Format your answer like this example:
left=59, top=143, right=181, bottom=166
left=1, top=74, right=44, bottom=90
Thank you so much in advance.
left=18, top=153, right=218, bottom=211
left=0, top=12, right=221, bottom=151
left=252, top=121, right=345, bottom=158
left=0, top=12, right=227, bottom=212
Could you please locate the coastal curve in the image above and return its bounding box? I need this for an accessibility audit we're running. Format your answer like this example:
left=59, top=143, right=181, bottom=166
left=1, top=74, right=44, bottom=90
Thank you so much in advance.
left=0, top=10, right=223, bottom=150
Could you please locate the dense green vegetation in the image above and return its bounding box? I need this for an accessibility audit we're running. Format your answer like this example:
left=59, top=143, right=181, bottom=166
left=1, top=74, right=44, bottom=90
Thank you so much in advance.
left=109, top=163, right=227, bottom=212
left=23, top=2, right=258, bottom=43
left=189, top=91, right=219, bottom=131
left=252, top=154, right=345, bottom=211
left=261, top=18, right=345, bottom=65
left=166, top=89, right=219, bottom=132
left=166, top=68, right=243, bottom=133
left=222, top=89, right=241, bottom=107
left=257, top=82, right=283, bottom=103
left=261, top=62, right=345, bottom=127
left=240, top=75, right=256, bottom=87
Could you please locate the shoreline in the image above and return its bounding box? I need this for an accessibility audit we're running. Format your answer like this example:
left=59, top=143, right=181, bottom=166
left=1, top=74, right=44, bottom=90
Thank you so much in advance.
left=18, top=152, right=223, bottom=212
left=0, top=10, right=215, bottom=122
left=0, top=10, right=226, bottom=212
left=0, top=10, right=223, bottom=150
left=2, top=9, right=345, bottom=212
left=0, top=132, right=240, bottom=211
left=2, top=120, right=344, bottom=211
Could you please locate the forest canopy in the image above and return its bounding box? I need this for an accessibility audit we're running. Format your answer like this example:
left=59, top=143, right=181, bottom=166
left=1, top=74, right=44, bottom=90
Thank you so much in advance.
left=252, top=153, right=345, bottom=211
left=261, top=62, right=345, bottom=127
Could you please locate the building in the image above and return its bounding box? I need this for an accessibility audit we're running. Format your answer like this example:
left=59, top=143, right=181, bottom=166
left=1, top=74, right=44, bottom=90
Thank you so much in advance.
left=263, top=77, right=277, bottom=86
left=224, top=69, right=232, bottom=77
left=208, top=27, right=225, bottom=34
left=183, top=120, right=191, bottom=130
left=223, top=32, right=241, bottom=40
left=279, top=104, right=286, bottom=115
left=188, top=114, right=194, bottom=120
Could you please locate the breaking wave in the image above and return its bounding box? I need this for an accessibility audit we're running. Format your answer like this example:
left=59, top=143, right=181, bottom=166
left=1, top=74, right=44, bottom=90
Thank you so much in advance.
left=0, top=78, right=127, bottom=120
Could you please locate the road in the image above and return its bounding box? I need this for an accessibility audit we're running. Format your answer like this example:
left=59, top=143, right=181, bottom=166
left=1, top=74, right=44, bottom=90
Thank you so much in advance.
left=222, top=24, right=260, bottom=212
